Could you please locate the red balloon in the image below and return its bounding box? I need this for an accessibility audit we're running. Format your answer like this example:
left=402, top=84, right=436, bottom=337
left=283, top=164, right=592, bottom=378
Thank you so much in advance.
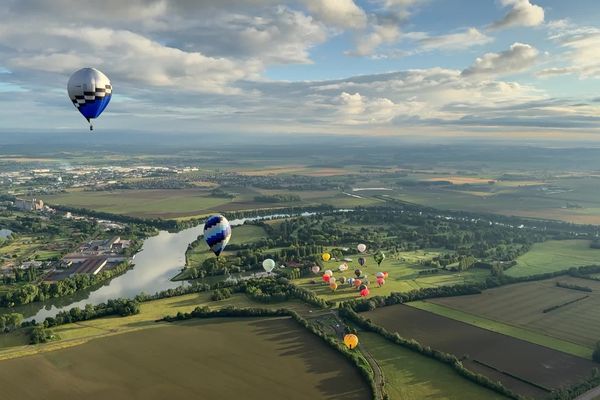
left=323, top=274, right=330, bottom=283
left=377, top=277, right=385, bottom=286
left=360, top=288, right=370, bottom=297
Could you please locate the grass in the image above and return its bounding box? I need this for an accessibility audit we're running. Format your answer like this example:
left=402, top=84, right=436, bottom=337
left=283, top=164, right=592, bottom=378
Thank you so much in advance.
left=293, top=250, right=492, bottom=304
left=507, top=240, right=600, bottom=277
left=0, top=292, right=317, bottom=360
left=44, top=188, right=231, bottom=218
left=361, top=332, right=509, bottom=400
left=0, top=317, right=370, bottom=400
left=408, top=300, right=592, bottom=359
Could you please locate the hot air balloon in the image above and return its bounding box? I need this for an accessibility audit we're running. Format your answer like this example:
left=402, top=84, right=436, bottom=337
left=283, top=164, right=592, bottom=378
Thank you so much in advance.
left=353, top=279, right=362, bottom=288
left=357, top=244, right=367, bottom=253
left=329, top=282, right=338, bottom=291
left=322, top=252, right=331, bottom=262
left=322, top=274, right=331, bottom=283
left=67, top=67, right=112, bottom=131
left=358, top=257, right=366, bottom=267
left=262, top=258, right=276, bottom=273
left=377, top=277, right=385, bottom=287
left=338, top=263, right=348, bottom=272
left=354, top=269, right=362, bottom=278
left=203, top=215, right=232, bottom=257
left=358, top=284, right=367, bottom=291
left=344, top=334, right=359, bottom=349
left=376, top=272, right=385, bottom=279
left=311, top=265, right=321, bottom=274
left=374, top=251, right=386, bottom=267
left=324, top=269, right=333, bottom=276
left=347, top=278, right=355, bottom=287
left=329, top=276, right=336, bottom=284
left=383, top=272, right=389, bottom=279
left=360, top=288, right=370, bottom=297
left=339, top=276, right=347, bottom=285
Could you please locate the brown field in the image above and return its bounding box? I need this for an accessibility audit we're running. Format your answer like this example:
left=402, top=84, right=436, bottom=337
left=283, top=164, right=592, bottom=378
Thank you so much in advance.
left=239, top=166, right=349, bottom=176
left=0, top=317, right=369, bottom=400
left=424, top=176, right=496, bottom=185
left=429, top=277, right=600, bottom=348
left=365, top=305, right=598, bottom=399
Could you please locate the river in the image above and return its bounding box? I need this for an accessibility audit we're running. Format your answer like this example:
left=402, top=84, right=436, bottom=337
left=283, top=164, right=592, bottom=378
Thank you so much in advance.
left=11, top=212, right=323, bottom=322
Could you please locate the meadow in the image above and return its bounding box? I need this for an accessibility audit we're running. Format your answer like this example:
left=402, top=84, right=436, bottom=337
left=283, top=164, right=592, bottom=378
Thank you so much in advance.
left=360, top=332, right=508, bottom=400
left=293, top=250, right=492, bottom=304
left=0, top=317, right=370, bottom=400
left=365, top=304, right=598, bottom=399
left=507, top=240, right=600, bottom=277
left=426, top=276, right=600, bottom=350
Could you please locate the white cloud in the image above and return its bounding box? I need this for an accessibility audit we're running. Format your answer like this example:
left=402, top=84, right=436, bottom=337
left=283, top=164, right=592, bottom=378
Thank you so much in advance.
left=301, top=0, right=367, bottom=29
left=461, top=42, right=539, bottom=77
left=350, top=24, right=401, bottom=56
left=547, top=26, right=600, bottom=79
left=418, top=28, right=493, bottom=51
left=491, top=0, right=544, bottom=29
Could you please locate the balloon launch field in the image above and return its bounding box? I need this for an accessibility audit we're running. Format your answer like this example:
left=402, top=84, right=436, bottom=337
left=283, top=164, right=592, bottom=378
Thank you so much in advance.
left=0, top=317, right=370, bottom=400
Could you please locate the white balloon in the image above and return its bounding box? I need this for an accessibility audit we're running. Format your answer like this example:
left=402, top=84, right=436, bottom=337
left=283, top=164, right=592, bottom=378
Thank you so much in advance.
left=357, top=244, right=367, bottom=253
left=262, top=258, right=276, bottom=272
left=324, top=269, right=333, bottom=276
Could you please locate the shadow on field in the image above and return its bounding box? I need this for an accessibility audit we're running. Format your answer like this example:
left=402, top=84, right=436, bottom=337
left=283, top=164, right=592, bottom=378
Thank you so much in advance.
left=247, top=317, right=368, bottom=400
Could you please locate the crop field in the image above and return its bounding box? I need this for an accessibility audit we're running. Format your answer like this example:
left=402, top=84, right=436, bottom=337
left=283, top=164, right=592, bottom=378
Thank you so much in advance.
left=0, top=317, right=370, bottom=400
left=0, top=292, right=317, bottom=360
left=365, top=304, right=598, bottom=399
left=426, top=276, right=600, bottom=349
left=293, top=250, right=491, bottom=303
left=507, top=240, right=600, bottom=277
left=44, top=189, right=231, bottom=218
left=360, top=332, right=508, bottom=400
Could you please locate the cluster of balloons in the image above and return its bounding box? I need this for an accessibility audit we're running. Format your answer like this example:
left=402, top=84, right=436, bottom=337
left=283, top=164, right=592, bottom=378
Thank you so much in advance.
left=376, top=271, right=388, bottom=287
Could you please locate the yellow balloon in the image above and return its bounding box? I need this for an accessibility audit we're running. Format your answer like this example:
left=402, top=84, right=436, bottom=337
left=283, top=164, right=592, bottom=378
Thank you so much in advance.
left=322, top=252, right=331, bottom=262
left=329, top=282, right=338, bottom=291
left=343, top=334, right=359, bottom=349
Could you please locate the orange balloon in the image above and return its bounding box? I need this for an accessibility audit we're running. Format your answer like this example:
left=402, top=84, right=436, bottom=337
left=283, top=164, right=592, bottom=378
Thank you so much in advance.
left=353, top=278, right=362, bottom=287
left=329, top=282, right=338, bottom=291
left=344, top=334, right=359, bottom=349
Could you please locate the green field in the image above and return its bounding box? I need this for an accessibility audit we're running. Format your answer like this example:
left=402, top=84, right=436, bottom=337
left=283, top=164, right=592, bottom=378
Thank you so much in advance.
left=361, top=332, right=508, bottom=400
left=426, top=276, right=600, bottom=351
left=44, top=187, right=381, bottom=219
left=0, top=292, right=316, bottom=360
left=44, top=189, right=230, bottom=218
left=0, top=317, right=370, bottom=400
left=293, top=250, right=492, bottom=303
left=507, top=240, right=600, bottom=277
left=409, top=301, right=592, bottom=358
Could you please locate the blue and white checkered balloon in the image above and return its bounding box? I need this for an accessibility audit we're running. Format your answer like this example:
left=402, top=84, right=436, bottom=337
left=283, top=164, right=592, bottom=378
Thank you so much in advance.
left=203, top=214, right=232, bottom=257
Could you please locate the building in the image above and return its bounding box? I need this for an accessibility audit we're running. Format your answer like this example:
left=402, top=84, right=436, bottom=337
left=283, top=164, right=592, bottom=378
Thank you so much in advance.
left=70, top=257, right=108, bottom=276
left=14, top=198, right=44, bottom=211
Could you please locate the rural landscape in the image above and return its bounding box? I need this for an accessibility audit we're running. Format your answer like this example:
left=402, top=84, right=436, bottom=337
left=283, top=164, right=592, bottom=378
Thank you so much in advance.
left=2, top=0, right=600, bottom=399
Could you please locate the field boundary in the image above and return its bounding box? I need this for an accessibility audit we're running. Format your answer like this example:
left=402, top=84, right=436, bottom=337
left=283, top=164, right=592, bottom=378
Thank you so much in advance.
left=408, top=300, right=593, bottom=359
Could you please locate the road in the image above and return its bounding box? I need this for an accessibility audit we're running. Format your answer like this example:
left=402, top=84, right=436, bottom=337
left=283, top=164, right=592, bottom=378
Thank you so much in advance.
left=574, top=385, right=600, bottom=400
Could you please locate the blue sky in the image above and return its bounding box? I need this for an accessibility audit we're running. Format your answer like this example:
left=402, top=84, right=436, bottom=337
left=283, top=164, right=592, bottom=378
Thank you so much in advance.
left=0, top=0, right=599, bottom=139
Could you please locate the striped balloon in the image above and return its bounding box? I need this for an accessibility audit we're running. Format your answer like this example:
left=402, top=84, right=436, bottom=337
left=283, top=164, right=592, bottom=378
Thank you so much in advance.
left=203, top=214, right=232, bottom=257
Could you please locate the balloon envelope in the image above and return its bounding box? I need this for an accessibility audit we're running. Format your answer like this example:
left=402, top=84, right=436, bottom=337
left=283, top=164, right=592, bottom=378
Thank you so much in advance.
left=262, top=258, right=276, bottom=272
left=338, top=263, right=348, bottom=272
left=354, top=279, right=362, bottom=287
left=311, top=265, right=320, bottom=274
left=322, top=274, right=331, bottom=283
left=203, top=214, right=232, bottom=257
left=344, top=334, right=359, bottom=349
left=359, top=284, right=367, bottom=291
left=357, top=244, right=367, bottom=253
left=347, top=278, right=355, bottom=286
left=376, top=272, right=385, bottom=278
left=339, top=276, right=347, bottom=284
left=329, top=282, right=338, bottom=291
left=67, top=67, right=112, bottom=123
left=358, top=257, right=365, bottom=266
left=360, top=288, right=370, bottom=297
left=324, top=269, right=333, bottom=276
left=354, top=269, right=362, bottom=277
left=377, top=277, right=385, bottom=286
left=383, top=272, right=389, bottom=279
left=322, top=252, right=331, bottom=262
left=329, top=276, right=336, bottom=284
